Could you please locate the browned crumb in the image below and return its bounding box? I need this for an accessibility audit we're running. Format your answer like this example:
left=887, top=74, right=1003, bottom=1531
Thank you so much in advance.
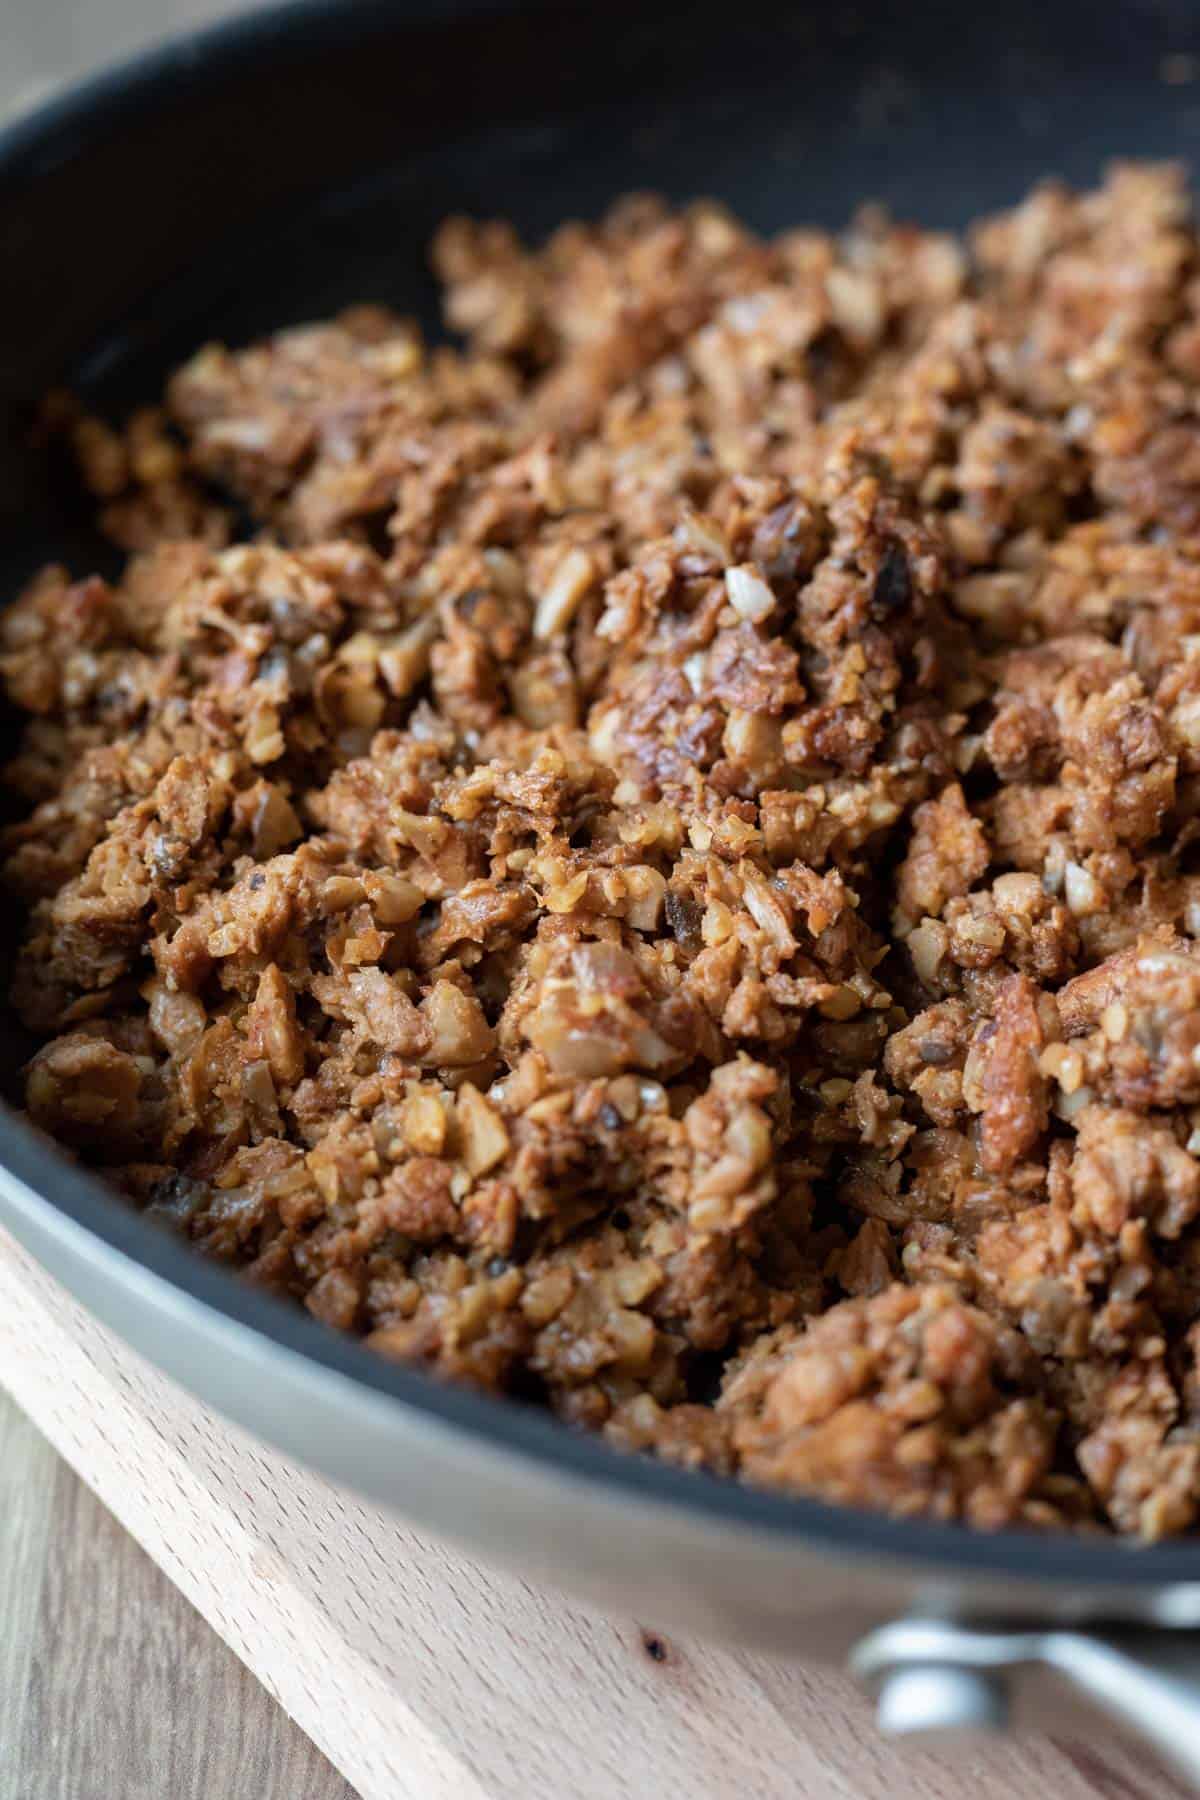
left=9, top=164, right=1200, bottom=1538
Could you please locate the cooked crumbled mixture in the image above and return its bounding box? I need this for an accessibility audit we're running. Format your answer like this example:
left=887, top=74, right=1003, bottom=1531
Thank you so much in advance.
left=13, top=163, right=1200, bottom=1538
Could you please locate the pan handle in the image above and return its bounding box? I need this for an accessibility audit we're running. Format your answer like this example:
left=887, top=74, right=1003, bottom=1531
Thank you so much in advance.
left=852, top=1618, right=1200, bottom=1788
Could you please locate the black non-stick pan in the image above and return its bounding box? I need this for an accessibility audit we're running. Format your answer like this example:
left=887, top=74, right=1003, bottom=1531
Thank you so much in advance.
left=5, top=0, right=1200, bottom=1776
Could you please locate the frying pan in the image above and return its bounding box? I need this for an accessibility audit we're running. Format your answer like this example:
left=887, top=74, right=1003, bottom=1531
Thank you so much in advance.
left=5, top=0, right=1200, bottom=1778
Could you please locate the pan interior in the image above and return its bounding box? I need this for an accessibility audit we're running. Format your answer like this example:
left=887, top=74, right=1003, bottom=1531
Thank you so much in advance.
left=4, top=0, right=1200, bottom=1582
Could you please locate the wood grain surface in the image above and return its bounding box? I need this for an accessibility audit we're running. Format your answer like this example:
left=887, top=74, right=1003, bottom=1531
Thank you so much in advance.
left=0, top=11, right=1194, bottom=1799
left=0, top=1223, right=1187, bottom=1800
left=0, top=1388, right=356, bottom=1800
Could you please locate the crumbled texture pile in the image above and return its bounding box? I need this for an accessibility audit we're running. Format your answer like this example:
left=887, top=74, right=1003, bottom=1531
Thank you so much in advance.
left=11, top=164, right=1200, bottom=1537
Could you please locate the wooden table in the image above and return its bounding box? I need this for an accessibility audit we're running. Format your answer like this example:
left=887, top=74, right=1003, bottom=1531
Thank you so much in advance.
left=0, top=1388, right=354, bottom=1800
left=0, top=11, right=1191, bottom=1797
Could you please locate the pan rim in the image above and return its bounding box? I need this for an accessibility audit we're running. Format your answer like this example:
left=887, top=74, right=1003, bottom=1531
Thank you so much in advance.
left=2, top=0, right=1198, bottom=1590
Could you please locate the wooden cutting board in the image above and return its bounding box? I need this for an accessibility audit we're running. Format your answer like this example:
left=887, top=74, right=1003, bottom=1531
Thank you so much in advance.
left=0, top=1224, right=1184, bottom=1800
left=0, top=14, right=1193, bottom=1798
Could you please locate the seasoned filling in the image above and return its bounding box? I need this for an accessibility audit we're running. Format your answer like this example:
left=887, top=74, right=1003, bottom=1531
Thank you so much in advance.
left=10, top=164, right=1200, bottom=1537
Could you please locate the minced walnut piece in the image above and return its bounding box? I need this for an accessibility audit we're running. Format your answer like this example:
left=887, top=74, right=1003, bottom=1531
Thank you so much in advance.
left=12, top=163, right=1200, bottom=1538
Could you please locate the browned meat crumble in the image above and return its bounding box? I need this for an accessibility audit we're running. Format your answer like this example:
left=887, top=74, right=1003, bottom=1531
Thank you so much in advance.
left=11, top=163, right=1200, bottom=1538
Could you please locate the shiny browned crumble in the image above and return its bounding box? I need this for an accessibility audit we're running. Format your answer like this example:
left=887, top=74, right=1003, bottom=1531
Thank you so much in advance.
left=9, top=164, right=1200, bottom=1537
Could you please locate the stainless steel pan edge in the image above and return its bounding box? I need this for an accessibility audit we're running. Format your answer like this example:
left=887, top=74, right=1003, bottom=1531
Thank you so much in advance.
left=0, top=1135, right=1173, bottom=1642
left=6, top=1137, right=1200, bottom=1779
left=7, top=0, right=1200, bottom=1775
